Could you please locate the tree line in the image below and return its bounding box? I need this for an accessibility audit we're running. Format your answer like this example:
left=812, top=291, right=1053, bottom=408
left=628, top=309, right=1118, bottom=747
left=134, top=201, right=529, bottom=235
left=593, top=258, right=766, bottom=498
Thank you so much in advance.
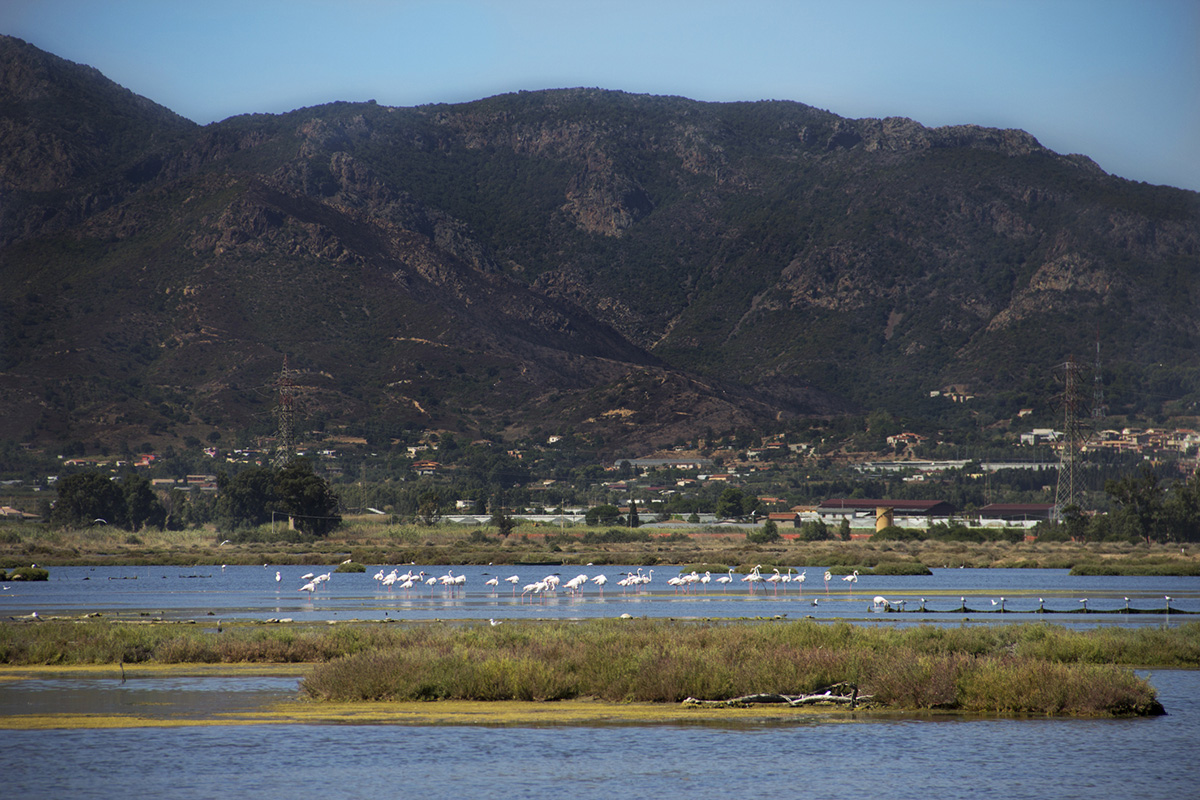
left=50, top=459, right=340, bottom=536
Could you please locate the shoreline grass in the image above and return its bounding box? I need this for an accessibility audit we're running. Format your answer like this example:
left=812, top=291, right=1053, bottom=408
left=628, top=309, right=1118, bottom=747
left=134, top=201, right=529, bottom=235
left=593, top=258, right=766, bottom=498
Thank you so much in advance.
left=4, top=618, right=1195, bottom=717
left=2, top=520, right=1198, bottom=575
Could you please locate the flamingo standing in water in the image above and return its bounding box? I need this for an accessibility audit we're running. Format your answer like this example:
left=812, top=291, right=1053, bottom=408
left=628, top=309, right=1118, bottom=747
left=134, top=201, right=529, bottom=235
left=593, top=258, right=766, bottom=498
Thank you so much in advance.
left=742, top=565, right=764, bottom=594
left=842, top=569, right=860, bottom=592
left=765, top=568, right=784, bottom=596
left=485, top=576, right=500, bottom=593
left=823, top=570, right=832, bottom=593
left=591, top=574, right=608, bottom=596
left=794, top=570, right=806, bottom=595
left=505, top=575, right=520, bottom=596
left=715, top=568, right=734, bottom=592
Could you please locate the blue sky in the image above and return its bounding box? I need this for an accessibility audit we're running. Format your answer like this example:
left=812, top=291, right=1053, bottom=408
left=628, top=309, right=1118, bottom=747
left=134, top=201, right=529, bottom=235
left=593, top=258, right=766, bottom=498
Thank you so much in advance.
left=3, top=0, right=1197, bottom=191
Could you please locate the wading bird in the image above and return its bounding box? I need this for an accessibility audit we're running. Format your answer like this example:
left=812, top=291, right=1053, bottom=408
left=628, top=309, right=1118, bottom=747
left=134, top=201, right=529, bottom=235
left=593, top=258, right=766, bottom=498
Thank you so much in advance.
left=715, top=568, right=734, bottom=592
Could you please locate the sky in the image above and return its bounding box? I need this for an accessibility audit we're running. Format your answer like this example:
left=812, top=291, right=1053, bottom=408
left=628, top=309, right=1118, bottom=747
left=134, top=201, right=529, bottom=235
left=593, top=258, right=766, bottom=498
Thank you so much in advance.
left=2, top=0, right=1198, bottom=191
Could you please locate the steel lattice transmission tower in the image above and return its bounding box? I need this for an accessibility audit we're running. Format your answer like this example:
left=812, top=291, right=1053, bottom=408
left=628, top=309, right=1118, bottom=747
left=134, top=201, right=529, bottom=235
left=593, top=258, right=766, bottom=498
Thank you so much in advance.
left=1053, top=355, right=1089, bottom=519
left=272, top=355, right=297, bottom=468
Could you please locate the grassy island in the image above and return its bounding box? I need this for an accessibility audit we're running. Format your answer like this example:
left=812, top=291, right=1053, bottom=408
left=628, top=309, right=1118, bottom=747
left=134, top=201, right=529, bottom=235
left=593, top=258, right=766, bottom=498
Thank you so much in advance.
left=4, top=618, right=1197, bottom=719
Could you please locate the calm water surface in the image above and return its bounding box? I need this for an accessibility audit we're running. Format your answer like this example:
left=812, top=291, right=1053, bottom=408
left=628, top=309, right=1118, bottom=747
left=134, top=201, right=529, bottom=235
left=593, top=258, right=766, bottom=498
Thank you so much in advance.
left=2, top=566, right=1198, bottom=798
left=3, top=565, right=1197, bottom=625
left=1, top=670, right=1196, bottom=800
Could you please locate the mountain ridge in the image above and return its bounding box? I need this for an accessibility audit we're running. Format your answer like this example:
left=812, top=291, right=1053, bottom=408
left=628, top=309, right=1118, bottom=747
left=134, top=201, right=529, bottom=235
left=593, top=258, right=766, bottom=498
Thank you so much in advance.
left=1, top=36, right=1197, bottom=456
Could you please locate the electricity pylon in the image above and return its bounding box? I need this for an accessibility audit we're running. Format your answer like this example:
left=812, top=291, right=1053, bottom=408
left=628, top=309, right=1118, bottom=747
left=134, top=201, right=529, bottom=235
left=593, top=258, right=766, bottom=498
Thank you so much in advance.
left=272, top=355, right=297, bottom=468
left=1053, top=355, right=1089, bottom=519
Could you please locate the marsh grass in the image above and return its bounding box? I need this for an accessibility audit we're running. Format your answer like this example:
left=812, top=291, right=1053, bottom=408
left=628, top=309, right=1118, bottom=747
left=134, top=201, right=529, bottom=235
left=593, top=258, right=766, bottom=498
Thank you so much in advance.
left=4, top=519, right=1198, bottom=574
left=1, top=619, right=1193, bottom=716
left=294, top=620, right=1173, bottom=715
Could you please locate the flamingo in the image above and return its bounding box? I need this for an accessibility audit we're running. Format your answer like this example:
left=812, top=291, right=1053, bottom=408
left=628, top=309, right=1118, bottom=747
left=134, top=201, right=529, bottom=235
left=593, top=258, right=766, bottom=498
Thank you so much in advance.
left=275, top=571, right=281, bottom=583
left=794, top=570, right=806, bottom=594
left=742, top=565, right=764, bottom=594
left=485, top=576, right=500, bottom=592
left=700, top=571, right=712, bottom=591
left=635, top=569, right=653, bottom=593
left=765, top=568, right=783, bottom=596
left=823, top=570, right=832, bottom=593
left=872, top=595, right=890, bottom=611
left=299, top=581, right=317, bottom=595
left=591, top=574, right=608, bottom=595
left=715, top=568, right=734, bottom=592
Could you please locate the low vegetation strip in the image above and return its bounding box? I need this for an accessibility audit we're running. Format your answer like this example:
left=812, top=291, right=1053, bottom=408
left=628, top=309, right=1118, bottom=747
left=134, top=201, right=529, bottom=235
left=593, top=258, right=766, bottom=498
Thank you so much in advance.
left=298, top=621, right=1181, bottom=716
left=4, top=619, right=1193, bottom=716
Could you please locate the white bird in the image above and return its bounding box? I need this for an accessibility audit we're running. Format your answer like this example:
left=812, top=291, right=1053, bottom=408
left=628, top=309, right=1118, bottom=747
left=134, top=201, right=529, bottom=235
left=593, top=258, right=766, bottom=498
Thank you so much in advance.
left=591, top=574, right=608, bottom=595
left=823, top=570, right=832, bottom=592
left=842, top=569, right=859, bottom=584
left=742, top=569, right=763, bottom=594
left=485, top=576, right=500, bottom=591
left=489, top=618, right=502, bottom=626
left=275, top=571, right=281, bottom=583
left=300, top=572, right=315, bottom=581
left=765, top=568, right=784, bottom=595
left=872, top=595, right=890, bottom=611
left=299, top=581, right=316, bottom=594
left=794, top=570, right=807, bottom=594
left=715, top=568, right=734, bottom=591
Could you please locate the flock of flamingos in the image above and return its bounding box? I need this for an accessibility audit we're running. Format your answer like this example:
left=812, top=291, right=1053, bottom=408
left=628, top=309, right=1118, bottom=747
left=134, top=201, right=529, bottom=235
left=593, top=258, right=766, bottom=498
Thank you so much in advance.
left=281, top=564, right=1186, bottom=615
left=287, top=564, right=876, bottom=605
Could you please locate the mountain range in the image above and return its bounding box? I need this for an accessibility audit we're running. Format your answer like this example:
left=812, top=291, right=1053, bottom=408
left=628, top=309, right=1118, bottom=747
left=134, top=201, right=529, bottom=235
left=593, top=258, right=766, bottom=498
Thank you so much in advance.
left=2, top=35, right=1198, bottom=456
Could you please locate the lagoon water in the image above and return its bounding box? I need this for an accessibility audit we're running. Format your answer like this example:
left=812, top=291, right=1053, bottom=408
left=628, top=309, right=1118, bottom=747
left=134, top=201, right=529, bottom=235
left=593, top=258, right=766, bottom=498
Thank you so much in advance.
left=1, top=670, right=1197, bottom=799
left=3, top=565, right=1198, bottom=798
left=2, top=564, right=1197, bottom=625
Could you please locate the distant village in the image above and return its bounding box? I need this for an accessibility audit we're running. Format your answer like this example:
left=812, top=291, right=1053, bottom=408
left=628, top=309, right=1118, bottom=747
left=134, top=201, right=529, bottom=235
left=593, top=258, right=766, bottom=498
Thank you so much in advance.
left=4, top=423, right=1198, bottom=531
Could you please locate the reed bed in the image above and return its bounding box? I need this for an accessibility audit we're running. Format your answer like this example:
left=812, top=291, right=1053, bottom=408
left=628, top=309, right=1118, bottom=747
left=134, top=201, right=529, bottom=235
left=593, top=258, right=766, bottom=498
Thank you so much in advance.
left=296, top=620, right=1173, bottom=715
left=5, top=618, right=1187, bottom=715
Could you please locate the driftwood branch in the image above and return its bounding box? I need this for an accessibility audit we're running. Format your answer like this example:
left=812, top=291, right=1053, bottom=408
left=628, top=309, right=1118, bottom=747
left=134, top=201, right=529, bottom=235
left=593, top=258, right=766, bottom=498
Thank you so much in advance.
left=683, top=682, right=871, bottom=709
